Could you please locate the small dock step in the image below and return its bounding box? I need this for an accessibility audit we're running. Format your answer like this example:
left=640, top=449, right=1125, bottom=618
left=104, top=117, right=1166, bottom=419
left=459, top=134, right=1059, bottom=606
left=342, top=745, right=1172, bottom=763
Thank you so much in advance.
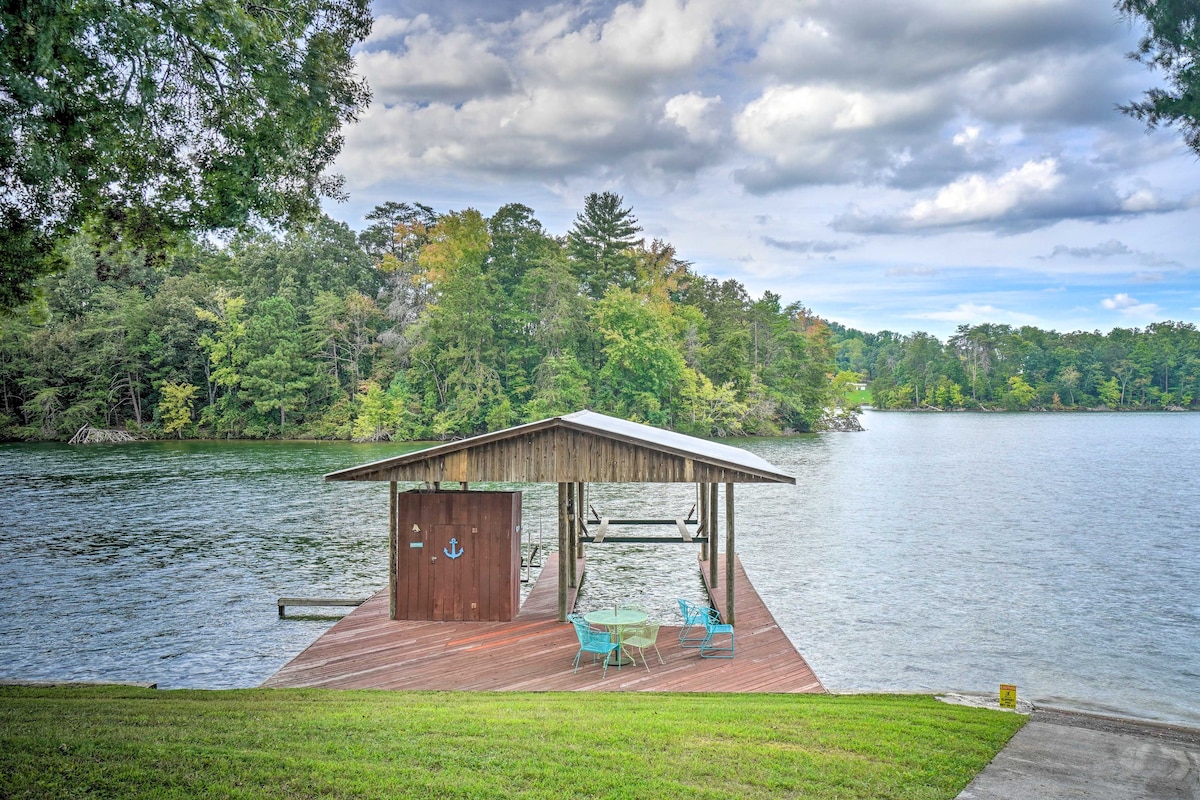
left=277, top=597, right=367, bottom=617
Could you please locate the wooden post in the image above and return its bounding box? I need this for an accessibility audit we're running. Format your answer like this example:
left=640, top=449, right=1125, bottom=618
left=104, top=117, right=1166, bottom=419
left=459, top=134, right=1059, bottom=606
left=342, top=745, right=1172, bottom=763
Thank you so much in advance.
left=725, top=482, right=735, bottom=626
left=389, top=481, right=397, bottom=620
left=557, top=482, right=568, bottom=622
left=567, top=482, right=577, bottom=589
left=709, top=482, right=719, bottom=588
left=698, top=483, right=709, bottom=561
left=575, top=482, right=586, bottom=559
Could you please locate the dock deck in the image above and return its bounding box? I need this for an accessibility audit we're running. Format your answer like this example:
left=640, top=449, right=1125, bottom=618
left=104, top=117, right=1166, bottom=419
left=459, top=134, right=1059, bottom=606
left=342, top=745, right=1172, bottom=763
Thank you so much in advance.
left=262, top=555, right=824, bottom=693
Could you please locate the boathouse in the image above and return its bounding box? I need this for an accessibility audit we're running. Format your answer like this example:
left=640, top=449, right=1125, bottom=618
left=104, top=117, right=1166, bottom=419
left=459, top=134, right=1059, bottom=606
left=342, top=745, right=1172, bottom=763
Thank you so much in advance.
left=324, top=410, right=795, bottom=626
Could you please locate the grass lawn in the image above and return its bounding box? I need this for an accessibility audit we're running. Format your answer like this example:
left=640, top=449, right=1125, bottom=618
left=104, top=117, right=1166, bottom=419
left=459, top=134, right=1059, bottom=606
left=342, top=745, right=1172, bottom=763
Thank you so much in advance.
left=847, top=388, right=873, bottom=406
left=0, top=687, right=1024, bottom=799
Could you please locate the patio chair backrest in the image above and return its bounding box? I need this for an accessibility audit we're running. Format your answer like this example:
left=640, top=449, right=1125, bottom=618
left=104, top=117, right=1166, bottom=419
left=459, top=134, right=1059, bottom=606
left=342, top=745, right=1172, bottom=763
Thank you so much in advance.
left=573, top=620, right=614, bottom=650
left=678, top=598, right=709, bottom=624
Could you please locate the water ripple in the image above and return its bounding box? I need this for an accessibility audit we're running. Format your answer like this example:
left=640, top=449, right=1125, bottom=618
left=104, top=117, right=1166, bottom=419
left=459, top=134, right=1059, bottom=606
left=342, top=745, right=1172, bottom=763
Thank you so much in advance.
left=2, top=416, right=1198, bottom=727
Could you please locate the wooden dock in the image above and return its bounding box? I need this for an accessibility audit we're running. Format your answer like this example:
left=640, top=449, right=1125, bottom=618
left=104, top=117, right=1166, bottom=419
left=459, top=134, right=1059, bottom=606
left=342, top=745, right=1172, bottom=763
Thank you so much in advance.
left=262, top=555, right=824, bottom=693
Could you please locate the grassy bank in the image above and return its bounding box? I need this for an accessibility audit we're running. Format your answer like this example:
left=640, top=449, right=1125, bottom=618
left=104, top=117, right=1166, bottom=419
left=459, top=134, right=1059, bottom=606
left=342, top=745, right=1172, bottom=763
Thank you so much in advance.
left=0, top=687, right=1023, bottom=799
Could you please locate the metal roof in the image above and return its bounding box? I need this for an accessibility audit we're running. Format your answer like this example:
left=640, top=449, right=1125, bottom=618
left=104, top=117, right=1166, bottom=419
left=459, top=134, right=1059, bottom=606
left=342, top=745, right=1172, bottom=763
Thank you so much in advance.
left=324, top=409, right=795, bottom=484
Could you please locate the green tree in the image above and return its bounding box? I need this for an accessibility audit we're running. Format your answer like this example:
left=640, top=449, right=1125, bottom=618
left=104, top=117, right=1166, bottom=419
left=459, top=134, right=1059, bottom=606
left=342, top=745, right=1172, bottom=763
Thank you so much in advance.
left=0, top=0, right=371, bottom=310
left=1098, top=376, right=1123, bottom=407
left=408, top=209, right=507, bottom=436
left=1004, top=375, right=1038, bottom=409
left=359, top=202, right=436, bottom=263
left=240, top=296, right=313, bottom=436
left=567, top=192, right=644, bottom=299
left=677, top=277, right=752, bottom=390
left=592, top=288, right=685, bottom=424
left=145, top=273, right=218, bottom=400
left=350, top=381, right=392, bottom=442
left=196, top=292, right=248, bottom=435
left=487, top=203, right=561, bottom=406
left=373, top=204, right=439, bottom=361
left=1056, top=366, right=1082, bottom=405
left=1117, top=0, right=1200, bottom=155
left=158, top=381, right=199, bottom=438
left=525, top=353, right=591, bottom=420
left=309, top=290, right=383, bottom=401
left=228, top=215, right=377, bottom=308
left=677, top=368, right=747, bottom=437
left=757, top=302, right=835, bottom=431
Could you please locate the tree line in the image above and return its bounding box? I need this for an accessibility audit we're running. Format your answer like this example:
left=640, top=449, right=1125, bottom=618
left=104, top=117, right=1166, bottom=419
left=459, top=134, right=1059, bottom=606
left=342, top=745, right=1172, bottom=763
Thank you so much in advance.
left=831, top=321, right=1200, bottom=411
left=0, top=194, right=838, bottom=441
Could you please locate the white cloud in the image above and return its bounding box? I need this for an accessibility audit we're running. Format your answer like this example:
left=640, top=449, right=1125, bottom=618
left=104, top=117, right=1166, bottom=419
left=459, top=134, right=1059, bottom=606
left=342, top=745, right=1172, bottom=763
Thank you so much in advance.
left=664, top=92, right=724, bottom=144
left=832, top=158, right=1193, bottom=234
left=914, top=302, right=1038, bottom=324
left=733, top=84, right=944, bottom=189
left=1043, top=240, right=1185, bottom=270
left=909, top=159, right=1063, bottom=225
left=1048, top=240, right=1132, bottom=259
left=762, top=237, right=857, bottom=254
left=327, top=0, right=1200, bottom=337
left=1101, top=293, right=1161, bottom=318
left=357, top=30, right=512, bottom=104
left=360, top=14, right=431, bottom=46
left=952, top=126, right=983, bottom=147
left=339, top=0, right=732, bottom=185
left=1121, top=188, right=1169, bottom=213
left=1101, top=292, right=1138, bottom=309
left=521, top=0, right=719, bottom=88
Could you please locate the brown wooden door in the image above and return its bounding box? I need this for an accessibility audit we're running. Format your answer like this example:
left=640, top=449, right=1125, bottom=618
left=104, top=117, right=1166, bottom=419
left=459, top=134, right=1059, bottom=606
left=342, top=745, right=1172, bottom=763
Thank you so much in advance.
left=431, top=524, right=471, bottom=620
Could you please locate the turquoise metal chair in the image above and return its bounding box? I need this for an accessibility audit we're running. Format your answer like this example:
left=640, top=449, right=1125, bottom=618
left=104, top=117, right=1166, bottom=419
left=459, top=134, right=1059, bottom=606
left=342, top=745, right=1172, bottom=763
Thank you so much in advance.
left=677, top=598, right=709, bottom=648
left=698, top=606, right=734, bottom=658
left=570, top=618, right=620, bottom=677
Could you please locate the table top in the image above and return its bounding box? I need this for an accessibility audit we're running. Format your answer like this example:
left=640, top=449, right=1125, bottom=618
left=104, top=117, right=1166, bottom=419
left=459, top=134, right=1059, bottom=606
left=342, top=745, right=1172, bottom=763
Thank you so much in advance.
left=583, top=609, right=647, bottom=628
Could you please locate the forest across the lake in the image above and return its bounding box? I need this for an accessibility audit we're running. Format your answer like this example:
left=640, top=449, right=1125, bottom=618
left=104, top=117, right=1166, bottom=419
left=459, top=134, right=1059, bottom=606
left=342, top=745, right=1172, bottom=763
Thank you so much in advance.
left=1, top=194, right=1196, bottom=443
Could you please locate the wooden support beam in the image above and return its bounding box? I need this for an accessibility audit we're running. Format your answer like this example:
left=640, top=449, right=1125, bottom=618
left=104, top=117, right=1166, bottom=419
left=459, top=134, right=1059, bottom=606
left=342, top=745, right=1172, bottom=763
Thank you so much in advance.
left=278, top=597, right=366, bottom=617
left=675, top=518, right=693, bottom=542
left=580, top=535, right=709, bottom=544
left=567, top=482, right=577, bottom=589
left=726, top=481, right=735, bottom=626
left=389, top=481, right=397, bottom=620
left=557, top=482, right=568, bottom=622
left=709, top=482, right=719, bottom=588
left=593, top=518, right=610, bottom=543
left=586, top=518, right=699, bottom=525
left=699, top=483, right=709, bottom=561
left=575, top=481, right=586, bottom=560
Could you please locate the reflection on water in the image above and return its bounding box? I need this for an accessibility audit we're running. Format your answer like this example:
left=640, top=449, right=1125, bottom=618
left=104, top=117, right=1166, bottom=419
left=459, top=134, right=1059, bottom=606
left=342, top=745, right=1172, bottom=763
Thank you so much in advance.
left=2, top=414, right=1199, bottom=727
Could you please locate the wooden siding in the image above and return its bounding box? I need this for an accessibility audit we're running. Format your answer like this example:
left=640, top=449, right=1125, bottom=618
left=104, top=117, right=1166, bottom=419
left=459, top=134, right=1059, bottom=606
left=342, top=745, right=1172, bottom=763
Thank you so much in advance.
left=334, top=427, right=784, bottom=484
left=395, top=491, right=520, bottom=622
left=262, top=555, right=824, bottom=693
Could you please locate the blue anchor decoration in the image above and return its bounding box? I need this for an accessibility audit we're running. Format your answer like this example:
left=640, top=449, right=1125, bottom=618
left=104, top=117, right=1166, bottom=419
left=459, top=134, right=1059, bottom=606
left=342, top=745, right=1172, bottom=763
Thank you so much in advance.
left=444, top=538, right=464, bottom=559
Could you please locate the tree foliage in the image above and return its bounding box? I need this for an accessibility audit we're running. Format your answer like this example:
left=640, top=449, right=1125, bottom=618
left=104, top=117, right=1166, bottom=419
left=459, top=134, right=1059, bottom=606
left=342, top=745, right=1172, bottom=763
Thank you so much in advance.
left=0, top=196, right=844, bottom=441
left=0, top=0, right=372, bottom=309
left=7, top=192, right=1199, bottom=442
left=832, top=320, right=1200, bottom=411
left=567, top=191, right=644, bottom=299
left=1117, top=0, right=1200, bottom=155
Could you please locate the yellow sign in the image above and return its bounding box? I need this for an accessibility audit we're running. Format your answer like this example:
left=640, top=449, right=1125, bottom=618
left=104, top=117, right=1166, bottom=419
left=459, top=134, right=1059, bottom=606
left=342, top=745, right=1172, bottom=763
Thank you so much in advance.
left=999, top=684, right=1017, bottom=709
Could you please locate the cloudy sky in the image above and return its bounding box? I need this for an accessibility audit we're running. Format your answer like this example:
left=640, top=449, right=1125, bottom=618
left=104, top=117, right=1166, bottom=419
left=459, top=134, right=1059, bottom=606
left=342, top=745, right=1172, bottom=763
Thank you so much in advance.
left=325, top=0, right=1198, bottom=338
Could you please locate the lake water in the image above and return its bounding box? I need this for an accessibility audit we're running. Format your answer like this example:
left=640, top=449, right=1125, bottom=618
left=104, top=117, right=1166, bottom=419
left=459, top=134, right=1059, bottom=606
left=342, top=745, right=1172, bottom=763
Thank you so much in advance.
left=2, top=412, right=1197, bottom=726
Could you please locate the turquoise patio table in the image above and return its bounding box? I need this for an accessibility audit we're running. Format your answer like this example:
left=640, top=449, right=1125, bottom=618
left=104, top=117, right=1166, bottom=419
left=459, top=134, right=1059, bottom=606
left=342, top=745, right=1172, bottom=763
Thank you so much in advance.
left=583, top=609, right=648, bottom=667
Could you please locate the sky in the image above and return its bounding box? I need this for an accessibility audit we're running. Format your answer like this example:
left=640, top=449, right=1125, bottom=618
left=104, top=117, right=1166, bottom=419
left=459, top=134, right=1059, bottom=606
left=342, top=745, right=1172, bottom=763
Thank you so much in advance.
left=323, top=0, right=1199, bottom=339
